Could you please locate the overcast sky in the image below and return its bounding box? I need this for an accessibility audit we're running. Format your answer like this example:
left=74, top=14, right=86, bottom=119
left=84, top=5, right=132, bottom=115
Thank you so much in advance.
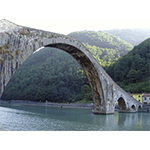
left=1, top=0, right=150, bottom=35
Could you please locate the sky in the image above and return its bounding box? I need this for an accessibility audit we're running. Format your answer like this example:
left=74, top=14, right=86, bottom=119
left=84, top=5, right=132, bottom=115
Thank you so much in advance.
left=0, top=0, right=150, bottom=35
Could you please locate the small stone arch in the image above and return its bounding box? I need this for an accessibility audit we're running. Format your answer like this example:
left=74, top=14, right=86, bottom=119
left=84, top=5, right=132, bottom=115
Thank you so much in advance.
left=138, top=105, right=142, bottom=111
left=117, top=97, right=126, bottom=111
left=131, top=105, right=136, bottom=110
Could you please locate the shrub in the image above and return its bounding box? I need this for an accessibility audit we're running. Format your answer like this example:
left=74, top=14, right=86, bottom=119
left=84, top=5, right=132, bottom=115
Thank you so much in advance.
left=20, top=28, right=30, bottom=36
left=16, top=49, right=20, bottom=55
left=0, top=46, right=5, bottom=54
left=0, top=58, right=3, bottom=62
left=9, top=54, right=14, bottom=61
left=7, top=44, right=10, bottom=49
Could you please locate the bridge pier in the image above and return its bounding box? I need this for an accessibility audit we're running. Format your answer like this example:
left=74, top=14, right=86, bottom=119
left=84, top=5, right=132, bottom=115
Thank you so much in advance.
left=92, top=104, right=141, bottom=114
left=118, top=109, right=136, bottom=113
left=92, top=103, right=115, bottom=115
left=92, top=110, right=114, bottom=115
left=92, top=109, right=137, bottom=115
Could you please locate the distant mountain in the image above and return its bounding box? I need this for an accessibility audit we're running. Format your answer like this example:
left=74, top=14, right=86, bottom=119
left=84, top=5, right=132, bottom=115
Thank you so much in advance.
left=105, top=38, right=150, bottom=93
left=103, top=29, right=150, bottom=46
left=68, top=31, right=133, bottom=66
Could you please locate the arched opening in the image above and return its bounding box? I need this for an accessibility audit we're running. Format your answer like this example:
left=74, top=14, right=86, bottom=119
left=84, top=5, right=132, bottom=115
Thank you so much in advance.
left=138, top=105, right=142, bottom=111
left=1, top=43, right=105, bottom=113
left=45, top=43, right=105, bottom=110
left=117, top=97, right=126, bottom=112
left=2, top=47, right=90, bottom=103
left=131, top=105, right=136, bottom=110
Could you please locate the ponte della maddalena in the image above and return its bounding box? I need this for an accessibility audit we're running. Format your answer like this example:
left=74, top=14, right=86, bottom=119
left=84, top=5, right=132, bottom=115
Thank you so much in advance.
left=0, top=19, right=142, bottom=114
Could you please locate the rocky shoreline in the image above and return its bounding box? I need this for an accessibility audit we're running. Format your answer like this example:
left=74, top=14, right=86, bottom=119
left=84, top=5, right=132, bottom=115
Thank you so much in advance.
left=0, top=100, right=93, bottom=110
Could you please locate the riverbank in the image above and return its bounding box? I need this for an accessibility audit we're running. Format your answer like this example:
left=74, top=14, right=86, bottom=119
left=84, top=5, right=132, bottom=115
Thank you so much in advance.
left=0, top=100, right=93, bottom=110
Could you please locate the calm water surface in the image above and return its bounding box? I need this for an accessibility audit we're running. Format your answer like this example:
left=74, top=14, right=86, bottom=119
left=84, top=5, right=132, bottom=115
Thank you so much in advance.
left=0, top=104, right=150, bottom=131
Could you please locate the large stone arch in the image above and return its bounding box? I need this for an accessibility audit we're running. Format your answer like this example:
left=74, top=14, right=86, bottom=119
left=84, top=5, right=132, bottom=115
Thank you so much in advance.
left=45, top=43, right=105, bottom=112
left=0, top=21, right=108, bottom=113
left=0, top=19, right=142, bottom=114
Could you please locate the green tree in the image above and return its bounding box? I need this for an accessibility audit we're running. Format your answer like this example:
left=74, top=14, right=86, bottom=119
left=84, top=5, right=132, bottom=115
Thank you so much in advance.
left=127, top=69, right=137, bottom=83
left=80, top=85, right=92, bottom=101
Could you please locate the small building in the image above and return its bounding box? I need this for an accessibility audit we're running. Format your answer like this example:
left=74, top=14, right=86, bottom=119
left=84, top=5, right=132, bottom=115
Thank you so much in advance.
left=129, top=93, right=150, bottom=112
left=130, top=93, right=143, bottom=103
left=142, top=94, right=150, bottom=105
left=142, top=94, right=150, bottom=112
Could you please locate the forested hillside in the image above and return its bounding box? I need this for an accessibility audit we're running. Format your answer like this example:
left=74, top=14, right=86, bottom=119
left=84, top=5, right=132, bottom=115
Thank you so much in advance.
left=103, top=29, right=150, bottom=46
left=105, top=38, right=150, bottom=93
left=68, top=31, right=133, bottom=66
left=1, top=48, right=92, bottom=102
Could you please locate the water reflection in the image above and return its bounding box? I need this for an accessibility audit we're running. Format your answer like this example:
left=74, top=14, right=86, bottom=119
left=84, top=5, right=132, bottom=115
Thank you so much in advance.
left=114, top=112, right=150, bottom=131
left=0, top=104, right=150, bottom=131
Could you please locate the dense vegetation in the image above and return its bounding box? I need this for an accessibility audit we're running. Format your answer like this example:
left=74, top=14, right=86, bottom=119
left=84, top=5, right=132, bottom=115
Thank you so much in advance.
left=103, top=29, right=150, bottom=46
left=68, top=31, right=133, bottom=66
left=1, top=48, right=92, bottom=103
left=105, top=38, right=150, bottom=93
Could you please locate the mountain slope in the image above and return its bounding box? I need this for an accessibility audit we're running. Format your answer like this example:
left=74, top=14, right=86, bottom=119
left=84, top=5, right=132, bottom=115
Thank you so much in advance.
left=68, top=31, right=133, bottom=66
left=105, top=38, right=150, bottom=93
left=103, top=29, right=150, bottom=46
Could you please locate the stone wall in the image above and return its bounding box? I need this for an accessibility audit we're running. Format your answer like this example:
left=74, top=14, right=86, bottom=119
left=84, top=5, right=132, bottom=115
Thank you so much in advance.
left=0, top=100, right=93, bottom=109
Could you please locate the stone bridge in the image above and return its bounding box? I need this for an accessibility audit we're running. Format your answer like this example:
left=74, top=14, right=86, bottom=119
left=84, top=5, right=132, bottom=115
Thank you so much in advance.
left=0, top=19, right=142, bottom=114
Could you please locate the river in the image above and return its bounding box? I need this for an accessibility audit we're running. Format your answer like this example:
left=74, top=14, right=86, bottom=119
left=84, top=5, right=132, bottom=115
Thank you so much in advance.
left=0, top=104, right=150, bottom=131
